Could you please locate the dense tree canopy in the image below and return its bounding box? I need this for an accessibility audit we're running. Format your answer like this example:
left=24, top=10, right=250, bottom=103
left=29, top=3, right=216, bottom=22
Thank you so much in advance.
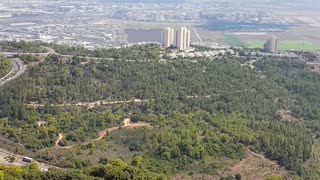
left=0, top=43, right=320, bottom=178
left=0, top=41, right=47, bottom=53
left=47, top=43, right=161, bottom=61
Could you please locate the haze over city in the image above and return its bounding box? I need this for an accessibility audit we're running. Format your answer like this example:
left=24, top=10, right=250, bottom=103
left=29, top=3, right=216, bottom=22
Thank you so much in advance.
left=0, top=0, right=319, bottom=49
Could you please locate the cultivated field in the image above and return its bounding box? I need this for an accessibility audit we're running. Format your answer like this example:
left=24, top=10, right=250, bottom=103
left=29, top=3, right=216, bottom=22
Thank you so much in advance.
left=223, top=34, right=247, bottom=47
left=192, top=8, right=320, bottom=51
left=246, top=40, right=320, bottom=51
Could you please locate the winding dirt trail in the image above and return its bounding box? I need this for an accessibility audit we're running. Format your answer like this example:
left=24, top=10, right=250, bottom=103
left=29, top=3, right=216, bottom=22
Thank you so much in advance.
left=26, top=99, right=151, bottom=109
left=244, top=147, right=279, bottom=166
left=122, top=118, right=151, bottom=128
left=94, top=127, right=119, bottom=141
left=54, top=118, right=151, bottom=149
left=228, top=150, right=286, bottom=179
left=304, top=138, right=319, bottom=168
left=26, top=89, right=254, bottom=109
left=54, top=134, right=72, bottom=149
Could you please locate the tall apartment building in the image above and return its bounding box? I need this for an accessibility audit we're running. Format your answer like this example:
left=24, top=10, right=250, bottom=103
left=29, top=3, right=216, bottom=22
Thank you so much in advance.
left=263, top=35, right=278, bottom=53
left=161, top=27, right=175, bottom=48
left=186, top=29, right=191, bottom=49
left=176, top=27, right=191, bottom=50
left=161, top=27, right=191, bottom=50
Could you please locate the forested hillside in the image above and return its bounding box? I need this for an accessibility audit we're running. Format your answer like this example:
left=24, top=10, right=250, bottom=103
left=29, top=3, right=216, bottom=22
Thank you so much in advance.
left=0, top=41, right=48, bottom=53
left=47, top=43, right=160, bottom=60
left=0, top=43, right=320, bottom=179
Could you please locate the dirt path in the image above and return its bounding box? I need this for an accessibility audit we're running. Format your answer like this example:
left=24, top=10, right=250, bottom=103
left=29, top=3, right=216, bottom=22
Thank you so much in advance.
left=94, top=127, right=119, bottom=141
left=54, top=118, right=151, bottom=149
left=304, top=138, right=318, bottom=168
left=92, top=118, right=150, bottom=141
left=54, top=133, right=73, bottom=149
left=123, top=118, right=151, bottom=128
left=26, top=89, right=253, bottom=109
left=227, top=151, right=286, bottom=179
left=26, top=99, right=151, bottom=109
left=54, top=133, right=63, bottom=146
left=244, top=147, right=279, bottom=166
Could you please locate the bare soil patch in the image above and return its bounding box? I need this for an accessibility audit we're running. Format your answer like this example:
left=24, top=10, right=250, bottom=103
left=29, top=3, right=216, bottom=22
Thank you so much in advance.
left=216, top=151, right=287, bottom=180
left=278, top=110, right=296, bottom=122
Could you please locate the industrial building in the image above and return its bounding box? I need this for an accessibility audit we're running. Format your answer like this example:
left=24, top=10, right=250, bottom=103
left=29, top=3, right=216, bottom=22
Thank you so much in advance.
left=161, top=27, right=191, bottom=50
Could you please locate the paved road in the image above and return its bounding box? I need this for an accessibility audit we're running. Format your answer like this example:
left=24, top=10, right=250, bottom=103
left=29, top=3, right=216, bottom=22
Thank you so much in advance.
left=0, top=148, right=53, bottom=171
left=0, top=58, right=27, bottom=87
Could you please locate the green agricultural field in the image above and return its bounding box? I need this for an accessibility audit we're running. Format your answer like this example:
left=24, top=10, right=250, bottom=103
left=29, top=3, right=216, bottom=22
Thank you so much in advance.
left=246, top=41, right=265, bottom=49
left=246, top=40, right=320, bottom=51
left=223, top=34, right=247, bottom=47
left=279, top=41, right=320, bottom=51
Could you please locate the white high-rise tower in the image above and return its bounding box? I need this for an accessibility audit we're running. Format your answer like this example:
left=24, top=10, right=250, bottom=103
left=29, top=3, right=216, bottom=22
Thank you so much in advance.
left=175, top=27, right=191, bottom=50
left=161, top=27, right=175, bottom=48
left=186, top=29, right=191, bottom=49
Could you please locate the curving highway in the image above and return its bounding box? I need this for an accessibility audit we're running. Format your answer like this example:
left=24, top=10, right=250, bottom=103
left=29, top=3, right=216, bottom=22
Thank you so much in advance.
left=0, top=58, right=27, bottom=87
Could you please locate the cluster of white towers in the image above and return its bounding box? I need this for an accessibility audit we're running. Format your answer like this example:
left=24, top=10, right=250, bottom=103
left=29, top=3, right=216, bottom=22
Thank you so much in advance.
left=161, top=27, right=191, bottom=51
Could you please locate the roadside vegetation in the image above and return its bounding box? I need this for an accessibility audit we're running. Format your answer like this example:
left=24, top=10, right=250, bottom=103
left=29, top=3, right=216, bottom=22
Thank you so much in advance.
left=0, top=56, right=11, bottom=78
